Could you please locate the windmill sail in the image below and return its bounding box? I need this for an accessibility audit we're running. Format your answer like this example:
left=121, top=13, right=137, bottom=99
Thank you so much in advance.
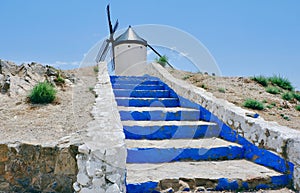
left=96, top=39, right=111, bottom=62
left=95, top=4, right=119, bottom=70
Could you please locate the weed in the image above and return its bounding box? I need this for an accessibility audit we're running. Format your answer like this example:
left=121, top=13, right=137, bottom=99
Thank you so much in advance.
left=243, top=99, right=264, bottom=110
left=218, top=88, right=226, bottom=93
left=29, top=81, right=56, bottom=104
left=296, top=105, right=300, bottom=111
left=201, top=84, right=208, bottom=89
left=155, top=55, right=168, bottom=67
left=266, top=86, right=280, bottom=95
left=280, top=114, right=290, bottom=121
left=262, top=99, right=268, bottom=103
left=93, top=65, right=99, bottom=73
left=293, top=92, right=300, bottom=102
left=88, top=87, right=94, bottom=92
left=251, top=75, right=268, bottom=87
left=271, top=102, right=277, bottom=106
left=182, top=75, right=192, bottom=80
left=266, top=105, right=273, bottom=109
left=282, top=92, right=294, bottom=101
left=269, top=75, right=294, bottom=91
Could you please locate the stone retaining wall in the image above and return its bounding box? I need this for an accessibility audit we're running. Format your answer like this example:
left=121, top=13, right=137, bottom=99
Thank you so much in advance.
left=74, top=62, right=127, bottom=193
left=0, top=142, right=78, bottom=192
left=146, top=62, right=300, bottom=191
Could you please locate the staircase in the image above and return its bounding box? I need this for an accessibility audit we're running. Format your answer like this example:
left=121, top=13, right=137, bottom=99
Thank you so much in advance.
left=110, top=75, right=293, bottom=192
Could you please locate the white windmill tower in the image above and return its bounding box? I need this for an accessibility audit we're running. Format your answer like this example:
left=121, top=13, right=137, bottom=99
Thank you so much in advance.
left=96, top=5, right=173, bottom=76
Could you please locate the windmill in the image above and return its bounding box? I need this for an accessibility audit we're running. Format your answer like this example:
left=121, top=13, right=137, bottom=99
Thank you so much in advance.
left=96, top=4, right=173, bottom=74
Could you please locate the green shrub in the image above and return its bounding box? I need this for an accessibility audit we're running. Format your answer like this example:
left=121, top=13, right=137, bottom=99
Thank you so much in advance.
left=282, top=92, right=294, bottom=101
left=251, top=75, right=268, bottom=87
left=93, top=65, right=99, bottom=73
left=269, top=75, right=294, bottom=91
left=182, top=75, right=192, bottom=80
left=296, top=105, right=300, bottom=111
left=243, top=99, right=264, bottom=110
left=218, top=88, right=226, bottom=93
left=55, top=74, right=65, bottom=84
left=265, top=86, right=281, bottom=94
left=29, top=82, right=56, bottom=104
left=155, top=55, right=168, bottom=67
left=293, top=92, right=300, bottom=102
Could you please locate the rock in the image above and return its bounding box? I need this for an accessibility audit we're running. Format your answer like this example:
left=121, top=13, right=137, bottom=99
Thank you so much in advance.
left=73, top=182, right=81, bottom=192
left=54, top=148, right=77, bottom=175
left=105, top=184, right=120, bottom=193
left=77, top=173, right=90, bottom=186
left=106, top=173, right=121, bottom=184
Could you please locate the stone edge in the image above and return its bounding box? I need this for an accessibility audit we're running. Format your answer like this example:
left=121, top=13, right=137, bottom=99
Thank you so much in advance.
left=146, top=62, right=300, bottom=191
left=74, top=62, right=127, bottom=193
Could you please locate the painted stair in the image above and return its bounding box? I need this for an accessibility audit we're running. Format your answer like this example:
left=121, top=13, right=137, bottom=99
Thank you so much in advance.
left=110, top=76, right=293, bottom=192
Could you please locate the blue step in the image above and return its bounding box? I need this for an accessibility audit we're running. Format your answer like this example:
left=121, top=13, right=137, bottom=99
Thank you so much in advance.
left=113, top=89, right=170, bottom=98
left=111, top=80, right=161, bottom=85
left=126, top=139, right=244, bottom=163
left=115, top=98, right=180, bottom=107
left=112, top=84, right=165, bottom=90
left=123, top=122, right=219, bottom=140
left=119, top=108, right=200, bottom=121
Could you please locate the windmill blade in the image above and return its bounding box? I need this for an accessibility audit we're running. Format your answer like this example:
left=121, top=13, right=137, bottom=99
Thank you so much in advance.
left=147, top=44, right=174, bottom=69
left=106, top=4, right=113, bottom=34
left=113, top=19, right=119, bottom=33
left=96, top=39, right=111, bottom=62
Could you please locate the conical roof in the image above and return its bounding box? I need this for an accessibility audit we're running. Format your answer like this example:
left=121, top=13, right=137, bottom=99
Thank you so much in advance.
left=114, top=26, right=147, bottom=46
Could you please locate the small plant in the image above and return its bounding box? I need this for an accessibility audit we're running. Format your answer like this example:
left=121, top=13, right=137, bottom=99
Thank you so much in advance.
left=251, top=75, right=268, bottom=87
left=200, top=84, right=207, bottom=89
left=218, top=88, right=226, bottom=93
left=282, top=92, right=294, bottom=101
left=155, top=55, right=168, bottom=67
left=269, top=75, right=294, bottom=91
left=262, top=99, right=268, bottom=103
left=54, top=73, right=65, bottom=84
left=296, top=105, right=300, bottom=111
left=293, top=92, right=300, bottom=102
left=271, top=102, right=277, bottom=106
left=29, top=81, right=56, bottom=104
left=182, top=75, right=192, bottom=80
left=243, top=99, right=264, bottom=110
left=280, top=114, right=290, bottom=121
left=93, top=65, right=99, bottom=73
left=266, top=86, right=280, bottom=95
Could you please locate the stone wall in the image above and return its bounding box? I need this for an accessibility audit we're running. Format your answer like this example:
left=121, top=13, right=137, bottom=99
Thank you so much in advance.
left=74, top=62, right=127, bottom=193
left=146, top=62, right=300, bottom=191
left=0, top=142, right=78, bottom=192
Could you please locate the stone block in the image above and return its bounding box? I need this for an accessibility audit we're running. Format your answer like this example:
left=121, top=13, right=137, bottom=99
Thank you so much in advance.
left=0, top=144, right=8, bottom=162
left=54, top=148, right=77, bottom=175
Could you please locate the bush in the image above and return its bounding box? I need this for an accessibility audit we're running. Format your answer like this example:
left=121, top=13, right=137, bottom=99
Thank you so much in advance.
left=293, top=92, right=300, bottom=102
left=269, top=75, right=294, bottom=91
left=266, top=86, right=281, bottom=94
left=155, top=55, right=168, bottom=67
left=282, top=92, right=294, bottom=101
left=251, top=75, right=268, bottom=87
left=93, top=65, right=99, bottom=73
left=218, top=88, right=226, bottom=93
left=29, top=82, right=56, bottom=104
left=243, top=99, right=264, bottom=110
left=296, top=105, right=300, bottom=111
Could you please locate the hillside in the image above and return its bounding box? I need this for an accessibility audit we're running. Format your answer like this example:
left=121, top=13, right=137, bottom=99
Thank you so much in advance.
left=168, top=69, right=300, bottom=131
left=0, top=60, right=97, bottom=143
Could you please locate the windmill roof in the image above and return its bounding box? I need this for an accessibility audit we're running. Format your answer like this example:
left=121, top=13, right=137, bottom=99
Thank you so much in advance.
left=114, top=26, right=147, bottom=46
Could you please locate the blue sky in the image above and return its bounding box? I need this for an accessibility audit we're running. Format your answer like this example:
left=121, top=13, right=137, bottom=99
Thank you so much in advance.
left=1, top=0, right=299, bottom=89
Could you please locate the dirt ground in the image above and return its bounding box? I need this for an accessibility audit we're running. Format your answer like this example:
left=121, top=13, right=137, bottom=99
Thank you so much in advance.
left=169, top=69, right=300, bottom=131
left=0, top=66, right=97, bottom=144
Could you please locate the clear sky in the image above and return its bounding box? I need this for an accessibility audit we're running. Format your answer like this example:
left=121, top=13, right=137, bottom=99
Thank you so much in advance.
left=1, top=0, right=299, bottom=89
